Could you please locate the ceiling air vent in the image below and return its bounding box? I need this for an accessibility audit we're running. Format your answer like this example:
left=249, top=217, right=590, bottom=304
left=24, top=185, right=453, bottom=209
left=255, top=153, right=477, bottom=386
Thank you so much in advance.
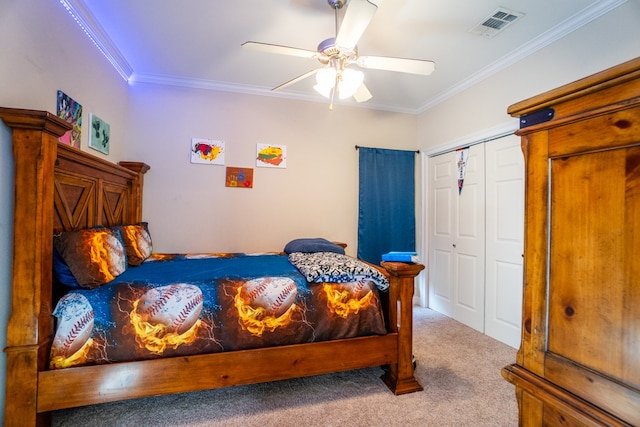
left=470, top=7, right=524, bottom=38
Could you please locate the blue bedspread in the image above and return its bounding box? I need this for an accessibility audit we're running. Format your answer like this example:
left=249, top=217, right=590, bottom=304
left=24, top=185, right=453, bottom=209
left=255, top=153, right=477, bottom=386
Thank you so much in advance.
left=50, top=252, right=387, bottom=369
left=121, top=253, right=308, bottom=285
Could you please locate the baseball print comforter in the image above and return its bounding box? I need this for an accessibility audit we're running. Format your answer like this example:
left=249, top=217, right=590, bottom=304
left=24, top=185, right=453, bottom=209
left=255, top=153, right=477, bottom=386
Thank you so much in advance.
left=50, top=252, right=390, bottom=369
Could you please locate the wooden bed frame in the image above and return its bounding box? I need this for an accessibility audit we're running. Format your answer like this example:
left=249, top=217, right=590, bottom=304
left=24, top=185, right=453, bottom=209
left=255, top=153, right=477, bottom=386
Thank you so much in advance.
left=1, top=107, right=425, bottom=427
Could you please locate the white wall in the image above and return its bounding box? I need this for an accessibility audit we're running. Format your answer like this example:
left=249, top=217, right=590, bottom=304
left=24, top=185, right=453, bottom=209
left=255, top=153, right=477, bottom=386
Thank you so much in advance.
left=0, top=0, right=132, bottom=419
left=125, top=83, right=418, bottom=255
left=0, top=0, right=131, bottom=156
left=415, top=0, right=640, bottom=311
left=417, top=0, right=640, bottom=150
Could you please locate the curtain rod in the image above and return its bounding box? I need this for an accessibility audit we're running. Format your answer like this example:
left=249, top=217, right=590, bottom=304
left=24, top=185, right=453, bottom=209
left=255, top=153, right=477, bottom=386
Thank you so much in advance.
left=355, top=145, right=420, bottom=154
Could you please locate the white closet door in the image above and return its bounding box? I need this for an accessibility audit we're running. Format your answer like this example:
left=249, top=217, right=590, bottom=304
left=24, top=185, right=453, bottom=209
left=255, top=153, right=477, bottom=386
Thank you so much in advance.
left=484, top=135, right=524, bottom=348
left=452, top=145, right=485, bottom=331
left=428, top=145, right=486, bottom=332
left=428, top=152, right=456, bottom=317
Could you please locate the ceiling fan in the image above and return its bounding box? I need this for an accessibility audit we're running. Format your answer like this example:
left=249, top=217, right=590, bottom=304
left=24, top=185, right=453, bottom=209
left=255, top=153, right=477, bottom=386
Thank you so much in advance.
left=242, top=0, right=435, bottom=109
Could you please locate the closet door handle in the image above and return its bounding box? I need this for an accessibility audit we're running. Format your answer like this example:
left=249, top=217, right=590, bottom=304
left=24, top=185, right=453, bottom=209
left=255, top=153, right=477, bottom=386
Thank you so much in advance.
left=452, top=243, right=456, bottom=248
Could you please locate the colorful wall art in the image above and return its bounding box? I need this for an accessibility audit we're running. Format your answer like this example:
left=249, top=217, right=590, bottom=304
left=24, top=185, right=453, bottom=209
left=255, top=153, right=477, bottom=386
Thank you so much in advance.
left=56, top=90, right=82, bottom=148
left=225, top=167, right=253, bottom=188
left=191, top=138, right=225, bottom=165
left=88, top=113, right=110, bottom=154
left=256, top=143, right=286, bottom=168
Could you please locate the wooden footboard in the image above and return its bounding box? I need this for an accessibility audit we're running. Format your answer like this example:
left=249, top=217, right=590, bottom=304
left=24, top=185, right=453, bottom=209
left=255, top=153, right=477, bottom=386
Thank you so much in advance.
left=1, top=107, right=424, bottom=427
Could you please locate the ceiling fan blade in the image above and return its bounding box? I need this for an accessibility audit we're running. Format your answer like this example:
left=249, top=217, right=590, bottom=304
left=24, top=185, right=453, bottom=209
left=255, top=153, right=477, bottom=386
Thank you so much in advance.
left=356, top=55, right=435, bottom=75
left=242, top=41, right=317, bottom=59
left=352, top=82, right=372, bottom=103
left=335, top=0, right=382, bottom=49
left=272, top=68, right=321, bottom=92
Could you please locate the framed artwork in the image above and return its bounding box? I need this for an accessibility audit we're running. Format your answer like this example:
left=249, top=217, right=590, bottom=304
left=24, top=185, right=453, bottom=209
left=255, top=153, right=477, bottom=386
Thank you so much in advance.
left=191, top=138, right=225, bottom=165
left=256, top=143, right=286, bottom=168
left=225, top=167, right=253, bottom=188
left=88, top=113, right=110, bottom=154
left=56, top=90, right=82, bottom=149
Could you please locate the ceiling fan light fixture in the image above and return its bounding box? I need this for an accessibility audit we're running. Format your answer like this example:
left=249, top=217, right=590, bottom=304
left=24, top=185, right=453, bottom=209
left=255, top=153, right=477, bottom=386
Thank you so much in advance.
left=313, top=82, right=333, bottom=98
left=314, top=67, right=337, bottom=98
left=243, top=0, right=434, bottom=109
left=313, top=66, right=364, bottom=100
left=338, top=68, right=364, bottom=99
left=316, top=67, right=336, bottom=86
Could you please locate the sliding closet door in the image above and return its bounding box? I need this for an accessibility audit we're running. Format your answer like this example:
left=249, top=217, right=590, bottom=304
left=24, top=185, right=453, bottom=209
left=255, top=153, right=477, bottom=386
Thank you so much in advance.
left=428, top=151, right=456, bottom=318
left=484, top=135, right=523, bottom=348
left=428, top=145, right=486, bottom=332
left=428, top=136, right=523, bottom=347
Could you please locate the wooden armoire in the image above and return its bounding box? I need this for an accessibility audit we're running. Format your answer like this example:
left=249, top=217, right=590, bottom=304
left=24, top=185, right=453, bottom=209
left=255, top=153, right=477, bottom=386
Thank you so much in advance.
left=502, top=56, right=640, bottom=426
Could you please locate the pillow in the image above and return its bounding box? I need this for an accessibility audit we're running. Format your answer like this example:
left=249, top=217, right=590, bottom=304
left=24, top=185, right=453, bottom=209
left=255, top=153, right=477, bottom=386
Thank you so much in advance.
left=288, top=251, right=390, bottom=291
left=53, top=228, right=128, bottom=289
left=113, top=222, right=153, bottom=266
left=52, top=247, right=81, bottom=288
left=283, top=238, right=345, bottom=255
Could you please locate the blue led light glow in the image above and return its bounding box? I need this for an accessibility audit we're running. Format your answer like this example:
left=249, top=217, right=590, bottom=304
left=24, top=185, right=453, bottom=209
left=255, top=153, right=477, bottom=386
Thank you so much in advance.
left=58, top=0, right=133, bottom=82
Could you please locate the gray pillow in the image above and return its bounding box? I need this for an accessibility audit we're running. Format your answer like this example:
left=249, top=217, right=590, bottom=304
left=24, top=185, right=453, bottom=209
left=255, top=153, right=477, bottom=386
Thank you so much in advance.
left=283, top=238, right=345, bottom=255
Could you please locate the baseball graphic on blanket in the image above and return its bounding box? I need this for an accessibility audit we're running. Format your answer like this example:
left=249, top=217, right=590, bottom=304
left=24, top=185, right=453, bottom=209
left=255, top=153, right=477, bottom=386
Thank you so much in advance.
left=137, top=284, right=204, bottom=334
left=242, top=277, right=297, bottom=318
left=340, top=279, right=373, bottom=300
left=52, top=293, right=95, bottom=358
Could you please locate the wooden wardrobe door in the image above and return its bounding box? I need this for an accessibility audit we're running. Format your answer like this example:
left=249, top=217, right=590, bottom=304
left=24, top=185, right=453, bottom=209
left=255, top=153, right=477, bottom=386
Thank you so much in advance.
left=544, top=144, right=640, bottom=422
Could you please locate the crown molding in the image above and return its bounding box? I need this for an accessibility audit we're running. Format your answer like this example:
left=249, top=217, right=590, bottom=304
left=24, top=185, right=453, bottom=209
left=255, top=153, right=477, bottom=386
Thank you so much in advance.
left=422, top=121, right=519, bottom=157
left=59, top=0, right=133, bottom=81
left=130, top=73, right=419, bottom=114
left=61, top=0, right=626, bottom=114
left=417, top=0, right=628, bottom=113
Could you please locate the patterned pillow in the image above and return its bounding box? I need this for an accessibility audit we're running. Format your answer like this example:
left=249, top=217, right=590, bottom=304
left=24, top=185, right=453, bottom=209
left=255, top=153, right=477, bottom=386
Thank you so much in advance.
left=288, top=251, right=390, bottom=291
left=53, top=228, right=128, bottom=289
left=113, top=222, right=153, bottom=266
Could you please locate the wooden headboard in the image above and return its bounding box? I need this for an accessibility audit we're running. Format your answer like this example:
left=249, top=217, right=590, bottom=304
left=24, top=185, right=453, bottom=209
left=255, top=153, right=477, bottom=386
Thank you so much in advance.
left=54, top=143, right=149, bottom=232
left=0, top=107, right=149, bottom=424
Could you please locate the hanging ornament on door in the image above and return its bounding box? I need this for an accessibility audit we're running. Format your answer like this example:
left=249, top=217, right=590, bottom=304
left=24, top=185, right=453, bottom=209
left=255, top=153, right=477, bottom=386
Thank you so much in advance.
left=456, top=147, right=469, bottom=195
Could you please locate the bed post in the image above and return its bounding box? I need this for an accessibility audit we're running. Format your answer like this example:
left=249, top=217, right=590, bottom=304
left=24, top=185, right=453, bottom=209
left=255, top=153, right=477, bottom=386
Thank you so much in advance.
left=380, top=261, right=425, bottom=395
left=118, top=161, right=150, bottom=223
left=0, top=108, right=71, bottom=427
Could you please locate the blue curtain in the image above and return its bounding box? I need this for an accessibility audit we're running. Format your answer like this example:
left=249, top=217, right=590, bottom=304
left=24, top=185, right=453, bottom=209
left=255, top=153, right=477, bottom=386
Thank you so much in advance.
left=357, top=147, right=416, bottom=264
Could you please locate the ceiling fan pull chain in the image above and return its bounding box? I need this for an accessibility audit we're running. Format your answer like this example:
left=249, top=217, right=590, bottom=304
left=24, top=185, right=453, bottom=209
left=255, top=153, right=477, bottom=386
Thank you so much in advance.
left=329, top=71, right=340, bottom=111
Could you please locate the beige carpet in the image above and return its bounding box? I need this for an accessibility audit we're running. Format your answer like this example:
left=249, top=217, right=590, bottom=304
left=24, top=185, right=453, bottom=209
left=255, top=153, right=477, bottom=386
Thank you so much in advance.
left=53, top=307, right=518, bottom=426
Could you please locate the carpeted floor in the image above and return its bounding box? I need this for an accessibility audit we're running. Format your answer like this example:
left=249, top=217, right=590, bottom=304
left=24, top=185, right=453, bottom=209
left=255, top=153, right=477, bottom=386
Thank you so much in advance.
left=53, top=307, right=518, bottom=426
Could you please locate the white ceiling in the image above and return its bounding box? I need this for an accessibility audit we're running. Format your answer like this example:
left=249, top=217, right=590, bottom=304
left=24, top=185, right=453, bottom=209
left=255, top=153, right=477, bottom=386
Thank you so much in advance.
left=62, top=0, right=624, bottom=114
